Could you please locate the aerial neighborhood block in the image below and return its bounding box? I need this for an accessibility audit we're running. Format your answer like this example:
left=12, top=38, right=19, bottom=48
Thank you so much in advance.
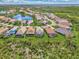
left=0, top=0, right=78, bottom=58
left=0, top=7, right=72, bottom=38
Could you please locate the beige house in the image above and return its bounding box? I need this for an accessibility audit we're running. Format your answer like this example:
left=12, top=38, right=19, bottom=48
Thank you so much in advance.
left=0, top=27, right=9, bottom=35
left=26, top=26, right=35, bottom=35
left=16, top=26, right=27, bottom=36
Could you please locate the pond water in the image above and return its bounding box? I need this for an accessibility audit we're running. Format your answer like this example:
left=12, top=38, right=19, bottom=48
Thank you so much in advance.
left=13, top=14, right=33, bottom=21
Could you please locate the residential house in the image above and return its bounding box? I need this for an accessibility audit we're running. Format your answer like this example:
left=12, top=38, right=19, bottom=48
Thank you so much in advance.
left=55, top=18, right=72, bottom=29
left=21, top=20, right=27, bottom=25
left=35, top=14, right=43, bottom=20
left=8, top=9, right=16, bottom=14
left=55, top=28, right=72, bottom=36
left=26, top=8, right=33, bottom=13
left=0, top=16, right=6, bottom=22
left=26, top=26, right=35, bottom=35
left=16, top=26, right=27, bottom=36
left=44, top=26, right=56, bottom=37
left=0, top=27, right=9, bottom=35
left=35, top=27, right=44, bottom=37
left=9, top=18, right=16, bottom=23
left=5, top=26, right=18, bottom=36
left=1, top=17, right=10, bottom=23
left=57, top=24, right=71, bottom=30
left=47, top=13, right=57, bottom=19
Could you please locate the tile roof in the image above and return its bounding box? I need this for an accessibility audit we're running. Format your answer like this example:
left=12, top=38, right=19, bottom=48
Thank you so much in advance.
left=0, top=27, right=9, bottom=34
left=26, top=26, right=35, bottom=35
left=44, top=26, right=56, bottom=36
left=16, top=26, right=27, bottom=35
left=36, top=27, right=44, bottom=35
left=55, top=28, right=71, bottom=35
